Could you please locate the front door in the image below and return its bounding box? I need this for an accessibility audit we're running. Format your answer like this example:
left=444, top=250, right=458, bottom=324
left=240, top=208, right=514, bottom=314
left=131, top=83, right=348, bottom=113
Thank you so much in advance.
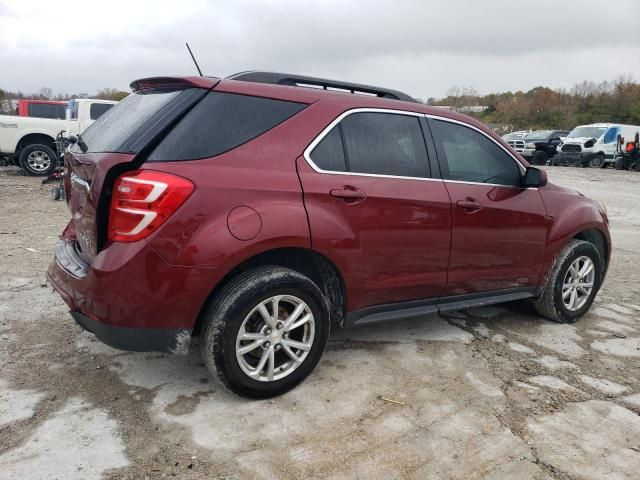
left=427, top=117, right=549, bottom=296
left=297, top=110, right=452, bottom=312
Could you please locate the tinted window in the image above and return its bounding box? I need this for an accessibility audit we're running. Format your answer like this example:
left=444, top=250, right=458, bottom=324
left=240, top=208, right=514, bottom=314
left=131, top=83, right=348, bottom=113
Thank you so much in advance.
left=72, top=89, right=183, bottom=153
left=90, top=103, right=113, bottom=120
left=310, top=126, right=346, bottom=171
left=28, top=103, right=65, bottom=119
left=431, top=119, right=521, bottom=186
left=149, top=92, right=307, bottom=161
left=603, top=127, right=619, bottom=144
left=340, top=112, right=429, bottom=177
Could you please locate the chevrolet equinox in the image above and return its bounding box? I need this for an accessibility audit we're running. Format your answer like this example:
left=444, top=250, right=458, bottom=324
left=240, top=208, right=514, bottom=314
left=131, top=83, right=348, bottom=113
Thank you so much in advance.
left=48, top=72, right=611, bottom=398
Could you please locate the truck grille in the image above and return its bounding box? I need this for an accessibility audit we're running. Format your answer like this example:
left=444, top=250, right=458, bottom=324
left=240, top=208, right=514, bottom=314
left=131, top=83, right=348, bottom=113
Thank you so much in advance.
left=508, top=140, right=525, bottom=150
left=562, top=144, right=581, bottom=153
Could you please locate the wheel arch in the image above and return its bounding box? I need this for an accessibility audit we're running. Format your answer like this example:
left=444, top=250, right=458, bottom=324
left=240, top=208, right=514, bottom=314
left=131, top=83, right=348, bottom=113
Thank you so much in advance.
left=572, top=227, right=609, bottom=279
left=193, top=247, right=347, bottom=336
left=16, top=133, right=56, bottom=154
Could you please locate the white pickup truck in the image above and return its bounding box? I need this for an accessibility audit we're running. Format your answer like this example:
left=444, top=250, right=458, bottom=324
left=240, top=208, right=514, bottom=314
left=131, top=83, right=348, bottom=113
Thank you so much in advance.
left=0, top=98, right=117, bottom=175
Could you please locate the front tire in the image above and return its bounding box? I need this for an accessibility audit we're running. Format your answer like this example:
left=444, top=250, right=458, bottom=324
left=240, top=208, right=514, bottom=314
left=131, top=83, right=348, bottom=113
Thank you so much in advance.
left=201, top=266, right=330, bottom=398
left=531, top=150, right=549, bottom=166
left=18, top=144, right=57, bottom=176
left=533, top=240, right=602, bottom=323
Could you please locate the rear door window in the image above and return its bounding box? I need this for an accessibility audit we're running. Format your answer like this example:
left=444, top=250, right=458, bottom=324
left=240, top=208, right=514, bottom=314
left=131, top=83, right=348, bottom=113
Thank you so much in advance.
left=309, top=127, right=347, bottom=172
left=148, top=92, right=307, bottom=161
left=341, top=112, right=429, bottom=178
left=309, top=112, right=430, bottom=178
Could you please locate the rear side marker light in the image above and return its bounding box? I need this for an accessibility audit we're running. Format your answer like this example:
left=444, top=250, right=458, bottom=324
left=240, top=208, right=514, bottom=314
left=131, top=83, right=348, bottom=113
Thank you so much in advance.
left=108, top=170, right=194, bottom=243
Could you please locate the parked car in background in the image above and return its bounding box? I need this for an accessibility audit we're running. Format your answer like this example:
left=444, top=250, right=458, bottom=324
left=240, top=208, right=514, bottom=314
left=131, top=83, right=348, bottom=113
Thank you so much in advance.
left=503, top=130, right=530, bottom=154
left=553, top=123, right=640, bottom=168
left=17, top=100, right=67, bottom=119
left=520, top=130, right=568, bottom=165
left=48, top=72, right=611, bottom=398
left=0, top=98, right=117, bottom=175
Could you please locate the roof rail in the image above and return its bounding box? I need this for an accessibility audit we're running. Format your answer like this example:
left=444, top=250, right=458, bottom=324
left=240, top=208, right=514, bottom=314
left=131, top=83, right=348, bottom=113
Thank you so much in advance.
left=226, top=71, right=418, bottom=103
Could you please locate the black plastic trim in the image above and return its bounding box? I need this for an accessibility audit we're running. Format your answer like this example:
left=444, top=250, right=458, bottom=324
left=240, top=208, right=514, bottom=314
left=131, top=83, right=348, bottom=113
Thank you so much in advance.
left=227, top=71, right=418, bottom=103
left=71, top=311, right=190, bottom=354
left=345, top=287, right=541, bottom=328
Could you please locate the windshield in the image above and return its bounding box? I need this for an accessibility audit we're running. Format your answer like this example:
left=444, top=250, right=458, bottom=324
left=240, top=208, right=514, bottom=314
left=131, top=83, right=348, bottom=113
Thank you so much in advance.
left=526, top=130, right=552, bottom=140
left=71, top=88, right=184, bottom=154
left=567, top=126, right=606, bottom=139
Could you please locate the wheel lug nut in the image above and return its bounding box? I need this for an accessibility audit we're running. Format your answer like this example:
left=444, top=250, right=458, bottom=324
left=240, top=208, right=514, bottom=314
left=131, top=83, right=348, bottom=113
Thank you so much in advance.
left=276, top=322, right=283, bottom=330
left=264, top=341, right=270, bottom=348
left=265, top=328, right=272, bottom=335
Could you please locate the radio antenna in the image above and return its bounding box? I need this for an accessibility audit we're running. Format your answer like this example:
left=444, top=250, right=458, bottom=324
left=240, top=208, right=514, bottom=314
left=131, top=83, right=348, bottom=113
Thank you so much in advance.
left=185, top=42, right=203, bottom=76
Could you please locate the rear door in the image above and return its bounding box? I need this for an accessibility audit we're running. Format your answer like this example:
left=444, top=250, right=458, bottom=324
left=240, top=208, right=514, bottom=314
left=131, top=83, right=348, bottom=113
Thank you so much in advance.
left=427, top=117, right=549, bottom=295
left=297, top=110, right=451, bottom=311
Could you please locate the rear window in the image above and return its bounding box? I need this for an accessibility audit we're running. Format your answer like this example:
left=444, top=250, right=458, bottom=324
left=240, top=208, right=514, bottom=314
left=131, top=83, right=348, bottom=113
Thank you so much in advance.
left=28, top=103, right=65, bottom=119
left=89, top=103, right=113, bottom=120
left=148, top=92, right=307, bottom=161
left=72, top=89, right=185, bottom=154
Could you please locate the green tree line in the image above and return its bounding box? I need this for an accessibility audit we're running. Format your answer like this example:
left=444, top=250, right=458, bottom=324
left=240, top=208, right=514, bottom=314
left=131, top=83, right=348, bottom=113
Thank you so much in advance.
left=429, top=76, right=640, bottom=131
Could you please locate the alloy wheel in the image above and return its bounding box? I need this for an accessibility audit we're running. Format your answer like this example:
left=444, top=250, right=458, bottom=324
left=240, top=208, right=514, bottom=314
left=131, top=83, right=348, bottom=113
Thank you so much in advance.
left=235, top=295, right=315, bottom=382
left=27, top=150, right=52, bottom=172
left=562, top=256, right=595, bottom=311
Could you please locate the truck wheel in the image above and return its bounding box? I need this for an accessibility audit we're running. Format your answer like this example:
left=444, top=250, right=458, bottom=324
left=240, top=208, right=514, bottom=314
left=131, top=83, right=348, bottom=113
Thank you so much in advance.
left=589, top=154, right=605, bottom=168
left=614, top=157, right=627, bottom=170
left=533, top=240, right=602, bottom=323
left=18, top=144, right=57, bottom=176
left=531, top=150, right=548, bottom=166
left=201, top=266, right=330, bottom=398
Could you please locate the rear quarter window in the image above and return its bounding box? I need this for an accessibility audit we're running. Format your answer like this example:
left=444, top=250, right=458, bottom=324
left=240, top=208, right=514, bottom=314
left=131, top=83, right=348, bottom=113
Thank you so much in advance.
left=148, top=92, right=307, bottom=161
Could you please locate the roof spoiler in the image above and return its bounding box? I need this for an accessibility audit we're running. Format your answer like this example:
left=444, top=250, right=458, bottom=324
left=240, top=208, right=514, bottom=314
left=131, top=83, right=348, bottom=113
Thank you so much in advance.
left=227, top=71, right=418, bottom=103
left=130, top=76, right=219, bottom=92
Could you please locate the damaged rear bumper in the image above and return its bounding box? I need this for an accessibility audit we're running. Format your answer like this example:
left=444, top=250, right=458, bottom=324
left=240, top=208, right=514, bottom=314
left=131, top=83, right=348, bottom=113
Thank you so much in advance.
left=71, top=310, right=190, bottom=354
left=47, top=238, right=222, bottom=355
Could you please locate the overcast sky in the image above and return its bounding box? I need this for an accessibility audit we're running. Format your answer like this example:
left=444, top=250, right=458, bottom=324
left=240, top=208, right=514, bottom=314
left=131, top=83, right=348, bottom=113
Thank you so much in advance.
left=1, top=0, right=639, bottom=99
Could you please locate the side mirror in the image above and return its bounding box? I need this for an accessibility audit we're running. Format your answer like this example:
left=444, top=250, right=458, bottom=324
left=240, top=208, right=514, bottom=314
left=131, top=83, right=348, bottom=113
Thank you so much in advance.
left=522, top=166, right=547, bottom=188
left=67, top=135, right=78, bottom=145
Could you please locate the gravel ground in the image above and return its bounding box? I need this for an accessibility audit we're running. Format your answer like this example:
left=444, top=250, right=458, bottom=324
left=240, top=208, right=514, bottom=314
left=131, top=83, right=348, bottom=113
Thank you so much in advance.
left=0, top=165, right=639, bottom=480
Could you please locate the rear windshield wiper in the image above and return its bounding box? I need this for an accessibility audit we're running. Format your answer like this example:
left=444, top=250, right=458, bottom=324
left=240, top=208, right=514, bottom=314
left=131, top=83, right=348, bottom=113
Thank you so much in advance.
left=76, top=134, right=88, bottom=153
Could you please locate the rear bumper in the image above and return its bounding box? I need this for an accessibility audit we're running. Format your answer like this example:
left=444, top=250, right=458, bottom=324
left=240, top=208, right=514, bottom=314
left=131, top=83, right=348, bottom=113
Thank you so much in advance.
left=71, top=310, right=190, bottom=353
left=47, top=239, right=221, bottom=353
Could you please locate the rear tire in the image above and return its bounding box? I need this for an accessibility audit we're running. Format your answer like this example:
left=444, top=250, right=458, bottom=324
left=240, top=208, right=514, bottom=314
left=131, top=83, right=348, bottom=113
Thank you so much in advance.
left=590, top=154, right=605, bottom=168
left=201, top=266, right=330, bottom=398
left=614, top=157, right=627, bottom=170
left=531, top=150, right=549, bottom=166
left=18, top=144, right=57, bottom=176
left=533, top=240, right=602, bottom=323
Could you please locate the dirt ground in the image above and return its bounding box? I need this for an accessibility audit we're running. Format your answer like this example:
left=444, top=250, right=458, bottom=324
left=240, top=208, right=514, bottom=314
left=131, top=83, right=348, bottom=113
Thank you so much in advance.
left=0, top=165, right=639, bottom=480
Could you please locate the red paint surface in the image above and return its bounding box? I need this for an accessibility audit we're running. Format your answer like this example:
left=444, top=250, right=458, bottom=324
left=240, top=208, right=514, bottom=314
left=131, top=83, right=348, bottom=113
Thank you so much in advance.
left=47, top=76, right=611, bottom=333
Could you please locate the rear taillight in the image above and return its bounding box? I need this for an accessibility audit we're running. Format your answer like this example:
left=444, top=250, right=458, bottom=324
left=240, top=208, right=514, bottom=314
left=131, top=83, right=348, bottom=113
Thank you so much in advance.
left=108, top=170, right=194, bottom=243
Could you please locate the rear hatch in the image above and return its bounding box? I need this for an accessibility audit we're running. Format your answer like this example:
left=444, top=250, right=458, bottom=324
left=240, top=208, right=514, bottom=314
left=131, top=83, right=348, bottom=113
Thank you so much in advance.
left=64, top=77, right=217, bottom=264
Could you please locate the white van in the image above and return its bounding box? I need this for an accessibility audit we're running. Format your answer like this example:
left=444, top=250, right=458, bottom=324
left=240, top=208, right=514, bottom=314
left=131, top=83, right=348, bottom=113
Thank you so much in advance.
left=553, top=123, right=640, bottom=167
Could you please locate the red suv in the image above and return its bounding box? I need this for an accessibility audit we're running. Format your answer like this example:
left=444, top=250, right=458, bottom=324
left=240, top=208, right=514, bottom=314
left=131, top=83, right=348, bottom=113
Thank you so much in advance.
left=48, top=72, right=611, bottom=397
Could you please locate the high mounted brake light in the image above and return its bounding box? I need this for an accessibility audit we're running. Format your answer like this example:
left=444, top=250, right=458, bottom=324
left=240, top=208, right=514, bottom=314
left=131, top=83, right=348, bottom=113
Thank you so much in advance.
left=108, top=170, right=194, bottom=243
left=129, top=76, right=219, bottom=92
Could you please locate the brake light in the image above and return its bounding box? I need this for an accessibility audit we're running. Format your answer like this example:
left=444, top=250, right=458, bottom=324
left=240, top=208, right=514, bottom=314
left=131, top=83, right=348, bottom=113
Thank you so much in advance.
left=108, top=170, right=194, bottom=243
